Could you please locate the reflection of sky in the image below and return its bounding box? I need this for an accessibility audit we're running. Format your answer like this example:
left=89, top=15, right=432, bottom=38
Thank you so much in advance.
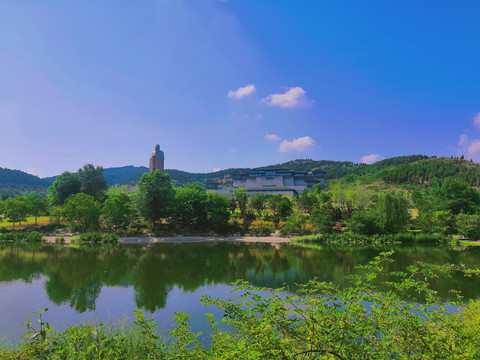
left=0, top=276, right=238, bottom=344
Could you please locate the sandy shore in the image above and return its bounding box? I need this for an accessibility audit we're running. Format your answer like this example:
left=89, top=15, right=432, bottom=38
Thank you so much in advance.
left=45, top=235, right=291, bottom=245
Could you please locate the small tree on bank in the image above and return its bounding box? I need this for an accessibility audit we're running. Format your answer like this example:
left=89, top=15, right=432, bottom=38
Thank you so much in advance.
left=63, top=193, right=100, bottom=232
left=135, top=171, right=175, bottom=230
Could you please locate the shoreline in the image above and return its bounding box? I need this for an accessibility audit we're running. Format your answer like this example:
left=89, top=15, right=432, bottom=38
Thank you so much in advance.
left=45, top=235, right=291, bottom=245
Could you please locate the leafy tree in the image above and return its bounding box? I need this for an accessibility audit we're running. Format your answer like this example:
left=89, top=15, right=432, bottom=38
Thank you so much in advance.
left=296, top=189, right=316, bottom=214
left=248, top=194, right=266, bottom=217
left=4, top=196, right=29, bottom=229
left=101, top=194, right=132, bottom=231
left=234, top=188, right=248, bottom=219
left=310, top=206, right=336, bottom=233
left=173, top=183, right=208, bottom=229
left=27, top=194, right=47, bottom=225
left=78, top=164, right=108, bottom=200
left=374, top=191, right=410, bottom=234
left=416, top=210, right=455, bottom=235
left=63, top=193, right=101, bottom=231
left=48, top=171, right=81, bottom=205
left=135, top=171, right=175, bottom=230
left=456, top=214, right=480, bottom=240
left=207, top=192, right=231, bottom=233
left=434, top=177, right=480, bottom=215
left=348, top=210, right=379, bottom=235
left=267, top=195, right=292, bottom=228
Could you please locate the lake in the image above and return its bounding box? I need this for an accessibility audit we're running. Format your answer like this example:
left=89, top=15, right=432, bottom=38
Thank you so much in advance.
left=1, top=242, right=479, bottom=343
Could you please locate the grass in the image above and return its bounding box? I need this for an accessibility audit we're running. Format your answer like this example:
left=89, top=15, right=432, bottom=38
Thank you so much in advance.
left=0, top=216, right=51, bottom=228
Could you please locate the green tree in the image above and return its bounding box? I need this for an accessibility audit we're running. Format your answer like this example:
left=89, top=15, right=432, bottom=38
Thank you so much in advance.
left=234, top=188, right=248, bottom=219
left=63, top=193, right=101, bottom=231
left=48, top=171, right=81, bottom=205
left=173, top=183, right=208, bottom=229
left=4, top=196, right=29, bottom=229
left=434, top=177, right=480, bottom=215
left=456, top=214, right=480, bottom=240
left=101, top=194, right=132, bottom=231
left=248, top=194, right=266, bottom=217
left=267, top=195, right=293, bottom=228
left=207, top=192, right=231, bottom=233
left=78, top=164, right=108, bottom=200
left=348, top=210, right=379, bottom=235
left=296, top=189, right=316, bottom=214
left=27, top=194, right=47, bottom=225
left=135, top=171, right=175, bottom=230
left=374, top=191, right=410, bottom=234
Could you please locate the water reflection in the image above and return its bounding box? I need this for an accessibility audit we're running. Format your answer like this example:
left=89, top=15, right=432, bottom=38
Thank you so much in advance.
left=0, top=243, right=479, bottom=313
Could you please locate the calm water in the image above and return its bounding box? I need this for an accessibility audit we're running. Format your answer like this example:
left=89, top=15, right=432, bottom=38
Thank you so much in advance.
left=1, top=242, right=480, bottom=343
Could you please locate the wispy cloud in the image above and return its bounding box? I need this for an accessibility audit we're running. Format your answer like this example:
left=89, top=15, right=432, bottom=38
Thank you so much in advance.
left=262, top=87, right=313, bottom=108
left=230, top=148, right=237, bottom=152
left=228, top=84, right=256, bottom=99
left=360, top=154, right=385, bottom=164
left=474, top=112, right=480, bottom=126
left=213, top=168, right=221, bottom=172
left=265, top=134, right=281, bottom=141
left=468, top=139, right=480, bottom=155
left=458, top=134, right=469, bottom=146
left=278, top=136, right=316, bottom=152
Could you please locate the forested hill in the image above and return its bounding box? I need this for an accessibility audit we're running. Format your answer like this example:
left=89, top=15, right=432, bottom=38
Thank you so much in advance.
left=2, top=155, right=480, bottom=198
left=0, top=168, right=49, bottom=198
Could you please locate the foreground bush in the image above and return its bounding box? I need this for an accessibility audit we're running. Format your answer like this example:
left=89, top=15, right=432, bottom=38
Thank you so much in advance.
left=2, top=252, right=480, bottom=359
left=248, top=220, right=274, bottom=236
left=70, top=233, right=119, bottom=245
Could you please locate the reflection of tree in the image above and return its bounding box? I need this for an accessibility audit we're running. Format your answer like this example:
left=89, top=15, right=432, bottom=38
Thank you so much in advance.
left=1, top=243, right=480, bottom=313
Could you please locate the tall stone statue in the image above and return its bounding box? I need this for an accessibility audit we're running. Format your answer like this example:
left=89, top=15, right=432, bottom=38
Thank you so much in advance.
left=149, top=144, right=165, bottom=173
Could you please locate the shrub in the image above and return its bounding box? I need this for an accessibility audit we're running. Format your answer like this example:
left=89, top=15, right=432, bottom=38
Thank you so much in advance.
left=70, top=233, right=119, bottom=245
left=55, top=236, right=65, bottom=244
left=248, top=220, right=274, bottom=236
left=456, top=214, right=480, bottom=240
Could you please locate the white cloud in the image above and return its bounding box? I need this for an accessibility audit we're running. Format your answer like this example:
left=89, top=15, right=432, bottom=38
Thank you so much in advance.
left=213, top=168, right=221, bottom=172
left=278, top=136, right=316, bottom=152
left=230, top=148, right=237, bottom=152
left=265, top=134, right=281, bottom=141
left=458, top=134, right=469, bottom=146
left=360, top=154, right=385, bottom=164
left=474, top=112, right=480, bottom=126
left=257, top=113, right=263, bottom=119
left=26, top=168, right=41, bottom=177
left=262, top=87, right=313, bottom=108
left=228, top=84, right=256, bottom=99
left=468, top=139, right=480, bottom=155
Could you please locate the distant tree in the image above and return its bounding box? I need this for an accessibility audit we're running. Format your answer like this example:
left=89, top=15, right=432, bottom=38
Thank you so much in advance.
left=234, top=188, right=248, bottom=219
left=48, top=171, right=81, bottom=205
left=267, top=195, right=293, bottom=228
left=310, top=206, right=336, bottom=233
left=4, top=196, right=29, bottom=229
left=348, top=210, right=379, bottom=235
left=456, top=214, right=480, bottom=240
left=135, top=171, right=175, bottom=230
left=63, top=193, right=101, bottom=231
left=207, top=192, right=231, bottom=233
left=374, top=191, right=410, bottom=234
left=101, top=194, right=132, bottom=231
left=434, top=178, right=480, bottom=215
left=296, top=189, right=316, bottom=214
left=173, top=183, right=208, bottom=229
left=78, top=164, right=108, bottom=200
left=27, top=194, right=47, bottom=225
left=249, top=194, right=266, bottom=217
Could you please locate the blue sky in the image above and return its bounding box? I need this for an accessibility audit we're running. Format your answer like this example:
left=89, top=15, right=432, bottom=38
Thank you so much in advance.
left=1, top=0, right=479, bottom=177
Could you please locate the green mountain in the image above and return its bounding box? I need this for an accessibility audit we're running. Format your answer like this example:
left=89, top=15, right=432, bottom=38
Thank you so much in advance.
left=2, top=155, right=479, bottom=198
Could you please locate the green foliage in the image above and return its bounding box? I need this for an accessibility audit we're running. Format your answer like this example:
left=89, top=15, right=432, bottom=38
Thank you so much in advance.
left=248, top=194, right=266, bottom=216
left=0, top=231, right=43, bottom=243
left=55, top=236, right=65, bottom=244
left=248, top=220, right=275, bottom=236
left=267, top=195, right=292, bottom=228
left=101, top=194, right=132, bottom=230
left=135, top=171, right=175, bottom=229
left=5, top=253, right=480, bottom=359
left=456, top=214, right=480, bottom=240
left=373, top=191, right=410, bottom=234
left=27, top=194, right=48, bottom=225
left=77, top=164, right=108, bottom=200
left=48, top=171, right=81, bottom=205
left=434, top=177, right=480, bottom=215
left=70, top=233, right=119, bottom=245
left=206, top=192, right=231, bottom=233
left=173, top=183, right=208, bottom=229
left=3, top=196, right=29, bottom=229
left=63, top=193, right=101, bottom=231
left=293, top=232, right=450, bottom=245
left=348, top=210, right=379, bottom=235
left=310, top=206, right=336, bottom=234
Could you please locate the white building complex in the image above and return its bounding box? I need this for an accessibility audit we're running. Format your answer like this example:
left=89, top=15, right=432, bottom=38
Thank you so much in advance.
left=206, top=167, right=325, bottom=197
